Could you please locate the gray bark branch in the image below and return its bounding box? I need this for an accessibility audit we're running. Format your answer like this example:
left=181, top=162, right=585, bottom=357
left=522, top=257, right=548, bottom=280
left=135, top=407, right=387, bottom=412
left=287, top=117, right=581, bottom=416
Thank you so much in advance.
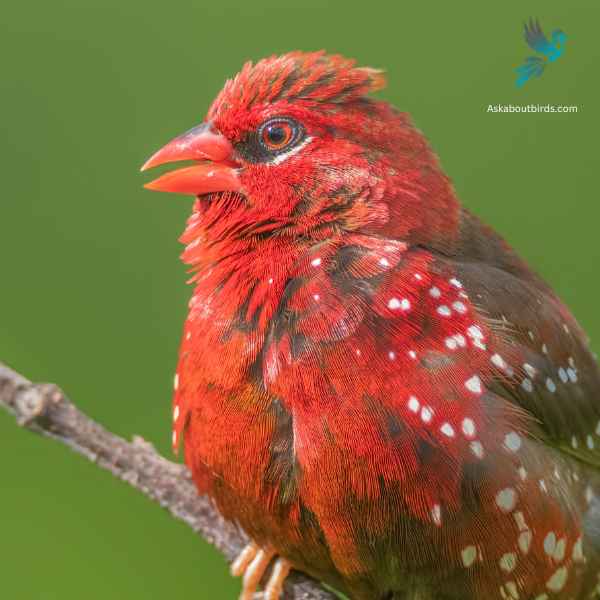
left=0, top=361, right=335, bottom=600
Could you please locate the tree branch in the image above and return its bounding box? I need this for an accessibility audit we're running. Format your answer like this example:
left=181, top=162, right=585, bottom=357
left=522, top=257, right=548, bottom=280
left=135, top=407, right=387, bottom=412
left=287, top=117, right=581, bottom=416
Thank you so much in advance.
left=0, top=361, right=335, bottom=600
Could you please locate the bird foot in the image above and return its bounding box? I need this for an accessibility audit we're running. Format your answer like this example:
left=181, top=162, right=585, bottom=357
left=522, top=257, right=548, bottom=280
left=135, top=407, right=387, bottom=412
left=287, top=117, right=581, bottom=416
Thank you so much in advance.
left=231, top=542, right=292, bottom=600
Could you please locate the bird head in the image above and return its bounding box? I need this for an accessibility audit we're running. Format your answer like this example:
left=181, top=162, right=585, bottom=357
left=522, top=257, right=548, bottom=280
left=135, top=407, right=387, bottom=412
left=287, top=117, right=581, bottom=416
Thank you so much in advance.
left=142, top=52, right=459, bottom=247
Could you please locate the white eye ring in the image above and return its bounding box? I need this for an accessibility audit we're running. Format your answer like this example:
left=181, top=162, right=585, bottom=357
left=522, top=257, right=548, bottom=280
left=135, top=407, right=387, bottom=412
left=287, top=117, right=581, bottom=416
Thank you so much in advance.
left=269, top=136, right=313, bottom=165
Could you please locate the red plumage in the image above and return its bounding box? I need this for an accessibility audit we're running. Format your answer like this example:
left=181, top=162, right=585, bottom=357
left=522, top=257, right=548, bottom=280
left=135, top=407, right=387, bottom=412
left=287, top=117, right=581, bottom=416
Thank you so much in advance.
left=143, top=52, right=600, bottom=600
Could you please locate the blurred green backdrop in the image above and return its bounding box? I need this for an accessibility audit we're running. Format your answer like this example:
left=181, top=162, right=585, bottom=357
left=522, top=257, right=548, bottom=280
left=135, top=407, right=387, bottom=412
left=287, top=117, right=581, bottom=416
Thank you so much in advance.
left=1, top=0, right=598, bottom=598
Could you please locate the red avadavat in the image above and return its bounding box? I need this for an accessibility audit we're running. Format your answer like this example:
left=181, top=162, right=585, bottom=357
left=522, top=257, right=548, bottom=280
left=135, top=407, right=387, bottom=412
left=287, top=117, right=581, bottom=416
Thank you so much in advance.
left=142, top=52, right=600, bottom=600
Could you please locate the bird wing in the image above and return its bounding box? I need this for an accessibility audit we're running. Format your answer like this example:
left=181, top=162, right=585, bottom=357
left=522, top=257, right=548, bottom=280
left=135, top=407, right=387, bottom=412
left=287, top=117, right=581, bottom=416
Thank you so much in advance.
left=452, top=250, right=600, bottom=467
left=270, top=228, right=600, bottom=473
left=524, top=17, right=550, bottom=54
left=264, top=230, right=594, bottom=594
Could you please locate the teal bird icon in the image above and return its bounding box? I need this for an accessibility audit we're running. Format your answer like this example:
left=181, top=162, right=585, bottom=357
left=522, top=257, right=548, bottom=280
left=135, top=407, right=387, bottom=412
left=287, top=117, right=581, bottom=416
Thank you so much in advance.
left=516, top=18, right=567, bottom=87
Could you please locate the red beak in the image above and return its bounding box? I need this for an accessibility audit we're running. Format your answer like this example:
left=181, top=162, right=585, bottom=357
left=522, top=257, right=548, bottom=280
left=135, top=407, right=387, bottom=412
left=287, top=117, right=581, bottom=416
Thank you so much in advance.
left=141, top=122, right=242, bottom=196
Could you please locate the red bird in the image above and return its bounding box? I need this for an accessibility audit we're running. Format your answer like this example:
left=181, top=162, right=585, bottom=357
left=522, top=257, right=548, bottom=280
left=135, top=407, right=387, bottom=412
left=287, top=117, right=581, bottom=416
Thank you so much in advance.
left=142, top=52, right=600, bottom=600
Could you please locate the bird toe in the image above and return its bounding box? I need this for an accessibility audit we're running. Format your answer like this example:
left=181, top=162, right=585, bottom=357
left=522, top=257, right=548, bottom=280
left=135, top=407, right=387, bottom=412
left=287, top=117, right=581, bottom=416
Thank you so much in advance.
left=232, top=542, right=284, bottom=600
left=263, top=558, right=292, bottom=600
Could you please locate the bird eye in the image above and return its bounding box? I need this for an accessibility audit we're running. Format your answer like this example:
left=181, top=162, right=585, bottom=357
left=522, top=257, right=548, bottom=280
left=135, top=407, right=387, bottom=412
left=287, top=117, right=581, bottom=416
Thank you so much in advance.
left=235, top=117, right=305, bottom=163
left=259, top=118, right=301, bottom=152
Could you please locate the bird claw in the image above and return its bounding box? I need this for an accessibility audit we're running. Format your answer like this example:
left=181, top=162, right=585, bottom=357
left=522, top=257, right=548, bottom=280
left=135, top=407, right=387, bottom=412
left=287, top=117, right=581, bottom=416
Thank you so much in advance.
left=231, top=542, right=292, bottom=600
left=262, top=557, right=292, bottom=600
left=231, top=542, right=260, bottom=577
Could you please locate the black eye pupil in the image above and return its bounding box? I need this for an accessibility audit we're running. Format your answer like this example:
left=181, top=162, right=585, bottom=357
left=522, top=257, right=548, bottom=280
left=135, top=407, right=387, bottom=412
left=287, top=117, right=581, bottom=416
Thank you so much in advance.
left=267, top=125, right=286, bottom=144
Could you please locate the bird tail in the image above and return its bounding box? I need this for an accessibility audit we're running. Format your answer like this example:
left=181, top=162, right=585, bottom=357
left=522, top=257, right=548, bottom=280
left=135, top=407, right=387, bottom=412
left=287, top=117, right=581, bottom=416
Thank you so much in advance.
left=515, top=56, right=545, bottom=87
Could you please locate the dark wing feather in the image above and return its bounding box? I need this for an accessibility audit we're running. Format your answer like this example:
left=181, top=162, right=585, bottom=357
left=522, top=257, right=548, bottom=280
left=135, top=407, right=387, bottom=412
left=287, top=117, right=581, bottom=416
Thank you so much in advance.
left=445, top=210, right=600, bottom=467
left=453, top=257, right=600, bottom=467
left=524, top=17, right=550, bottom=53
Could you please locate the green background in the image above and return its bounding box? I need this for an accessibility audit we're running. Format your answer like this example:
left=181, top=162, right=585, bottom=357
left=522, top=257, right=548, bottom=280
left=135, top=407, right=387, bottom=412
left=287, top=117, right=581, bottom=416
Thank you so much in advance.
left=1, top=0, right=598, bottom=598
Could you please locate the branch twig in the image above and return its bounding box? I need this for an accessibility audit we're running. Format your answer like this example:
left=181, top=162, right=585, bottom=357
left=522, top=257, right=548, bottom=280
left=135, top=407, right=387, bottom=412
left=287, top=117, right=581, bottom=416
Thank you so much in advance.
left=0, top=361, right=335, bottom=600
